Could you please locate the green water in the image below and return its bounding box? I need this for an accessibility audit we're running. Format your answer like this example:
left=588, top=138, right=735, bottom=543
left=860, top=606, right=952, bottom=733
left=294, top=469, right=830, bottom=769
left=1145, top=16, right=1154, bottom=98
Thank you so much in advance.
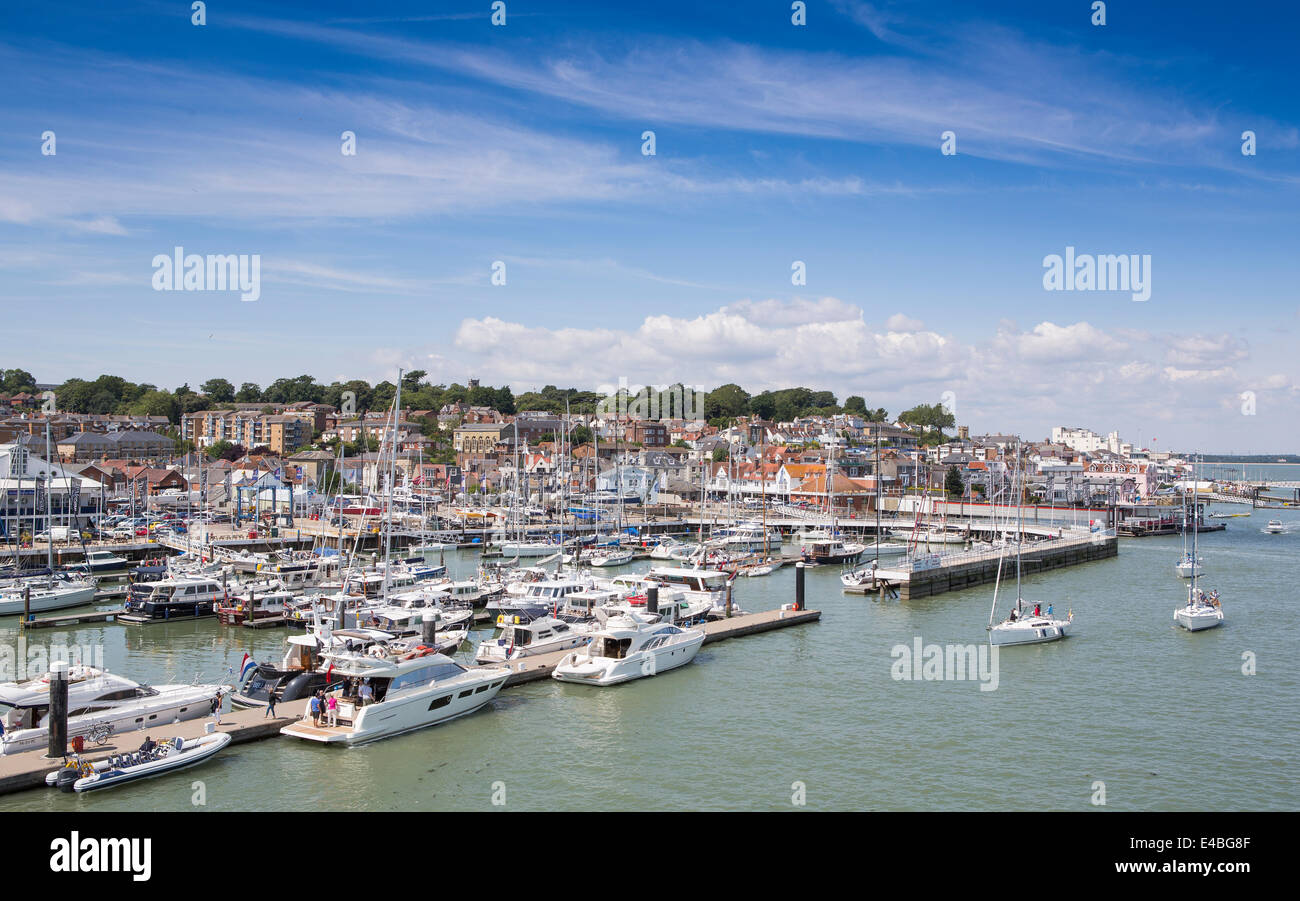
left=3, top=505, right=1297, bottom=811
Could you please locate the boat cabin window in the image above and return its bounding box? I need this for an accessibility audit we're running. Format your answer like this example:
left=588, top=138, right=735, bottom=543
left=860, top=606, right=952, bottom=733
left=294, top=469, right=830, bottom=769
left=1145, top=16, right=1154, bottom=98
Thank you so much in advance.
left=591, top=637, right=633, bottom=659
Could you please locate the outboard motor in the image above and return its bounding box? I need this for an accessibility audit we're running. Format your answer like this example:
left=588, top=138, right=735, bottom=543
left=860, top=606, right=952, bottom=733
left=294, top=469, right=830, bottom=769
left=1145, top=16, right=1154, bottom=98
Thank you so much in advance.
left=55, top=765, right=79, bottom=792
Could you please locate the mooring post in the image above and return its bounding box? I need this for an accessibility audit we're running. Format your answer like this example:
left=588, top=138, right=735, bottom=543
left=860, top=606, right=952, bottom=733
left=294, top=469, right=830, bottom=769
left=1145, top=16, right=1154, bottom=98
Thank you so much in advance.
left=48, top=660, right=69, bottom=759
left=422, top=611, right=440, bottom=646
left=794, top=561, right=805, bottom=612
left=646, top=585, right=659, bottom=618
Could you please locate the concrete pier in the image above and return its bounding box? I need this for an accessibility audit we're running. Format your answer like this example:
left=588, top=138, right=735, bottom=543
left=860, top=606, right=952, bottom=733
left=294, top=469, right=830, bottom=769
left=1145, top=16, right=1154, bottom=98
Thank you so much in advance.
left=871, top=533, right=1118, bottom=600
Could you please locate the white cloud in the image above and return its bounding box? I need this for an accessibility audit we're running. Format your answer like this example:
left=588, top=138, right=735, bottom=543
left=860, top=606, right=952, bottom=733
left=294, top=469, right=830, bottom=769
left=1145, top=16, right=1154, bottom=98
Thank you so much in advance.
left=886, top=313, right=924, bottom=331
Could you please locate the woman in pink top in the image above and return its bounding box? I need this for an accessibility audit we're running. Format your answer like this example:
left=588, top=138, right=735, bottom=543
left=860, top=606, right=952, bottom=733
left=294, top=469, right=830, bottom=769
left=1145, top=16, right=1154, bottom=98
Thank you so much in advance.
left=326, top=694, right=338, bottom=727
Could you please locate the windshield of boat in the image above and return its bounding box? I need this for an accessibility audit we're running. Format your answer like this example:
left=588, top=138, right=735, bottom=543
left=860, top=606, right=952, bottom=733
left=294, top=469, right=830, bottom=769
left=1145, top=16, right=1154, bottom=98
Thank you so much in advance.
left=385, top=661, right=466, bottom=694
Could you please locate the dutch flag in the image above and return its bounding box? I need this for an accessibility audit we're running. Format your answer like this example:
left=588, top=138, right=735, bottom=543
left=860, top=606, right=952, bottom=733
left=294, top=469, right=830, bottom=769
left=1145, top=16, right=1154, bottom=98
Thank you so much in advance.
left=238, top=652, right=256, bottom=684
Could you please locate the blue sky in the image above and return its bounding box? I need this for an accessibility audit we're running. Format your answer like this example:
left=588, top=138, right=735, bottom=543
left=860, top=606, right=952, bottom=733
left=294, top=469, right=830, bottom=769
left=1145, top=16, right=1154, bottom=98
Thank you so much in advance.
left=1, top=0, right=1297, bottom=451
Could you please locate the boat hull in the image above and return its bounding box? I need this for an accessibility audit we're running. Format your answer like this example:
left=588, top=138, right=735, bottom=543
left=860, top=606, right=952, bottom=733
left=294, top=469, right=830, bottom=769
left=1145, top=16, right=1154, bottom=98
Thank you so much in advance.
left=553, top=631, right=704, bottom=686
left=1174, top=605, right=1223, bottom=631
left=279, top=670, right=508, bottom=745
left=989, top=617, right=1072, bottom=646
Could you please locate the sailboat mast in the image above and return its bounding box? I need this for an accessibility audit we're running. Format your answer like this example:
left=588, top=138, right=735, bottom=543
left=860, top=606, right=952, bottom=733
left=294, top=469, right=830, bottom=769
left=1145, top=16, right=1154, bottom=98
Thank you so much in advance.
left=1014, top=441, right=1023, bottom=607
left=45, top=419, right=53, bottom=583
left=380, top=369, right=402, bottom=600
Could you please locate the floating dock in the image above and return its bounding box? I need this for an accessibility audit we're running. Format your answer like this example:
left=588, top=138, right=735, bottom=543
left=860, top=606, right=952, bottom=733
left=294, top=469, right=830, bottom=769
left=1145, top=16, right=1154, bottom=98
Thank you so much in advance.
left=0, top=605, right=820, bottom=796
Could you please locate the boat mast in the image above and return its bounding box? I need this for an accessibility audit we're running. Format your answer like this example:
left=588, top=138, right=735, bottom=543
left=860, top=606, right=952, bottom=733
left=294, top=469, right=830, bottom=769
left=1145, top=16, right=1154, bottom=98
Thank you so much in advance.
left=874, top=421, right=880, bottom=559
left=1014, top=441, right=1023, bottom=610
left=1190, top=455, right=1199, bottom=599
left=45, top=419, right=53, bottom=585
left=380, top=369, right=402, bottom=601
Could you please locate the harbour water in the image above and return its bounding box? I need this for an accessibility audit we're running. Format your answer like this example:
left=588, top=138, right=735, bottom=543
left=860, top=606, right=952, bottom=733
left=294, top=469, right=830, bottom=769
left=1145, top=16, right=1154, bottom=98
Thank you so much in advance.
left=2, top=505, right=1296, bottom=812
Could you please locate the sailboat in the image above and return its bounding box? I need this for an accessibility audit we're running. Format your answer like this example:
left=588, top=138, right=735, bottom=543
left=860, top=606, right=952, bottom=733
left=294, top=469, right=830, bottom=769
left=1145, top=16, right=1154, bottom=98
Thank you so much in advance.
left=987, top=445, right=1073, bottom=646
left=1174, top=457, right=1224, bottom=632
left=1175, top=486, right=1204, bottom=578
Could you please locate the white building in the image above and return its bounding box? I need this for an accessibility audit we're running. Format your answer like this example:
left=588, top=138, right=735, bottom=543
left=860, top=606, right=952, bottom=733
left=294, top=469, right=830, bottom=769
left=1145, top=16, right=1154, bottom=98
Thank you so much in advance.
left=1051, top=426, right=1133, bottom=457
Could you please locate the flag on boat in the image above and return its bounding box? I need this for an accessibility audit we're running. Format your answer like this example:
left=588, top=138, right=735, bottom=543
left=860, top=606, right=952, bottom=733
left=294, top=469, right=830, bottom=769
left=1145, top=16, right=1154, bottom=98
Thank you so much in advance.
left=238, top=652, right=256, bottom=683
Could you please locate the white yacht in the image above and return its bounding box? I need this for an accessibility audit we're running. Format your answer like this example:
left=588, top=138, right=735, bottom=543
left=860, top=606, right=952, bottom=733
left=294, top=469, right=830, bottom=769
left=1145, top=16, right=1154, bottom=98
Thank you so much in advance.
left=643, top=567, right=732, bottom=615
left=552, top=613, right=705, bottom=686
left=649, top=537, right=687, bottom=560
left=589, top=548, right=635, bottom=568
left=599, top=574, right=713, bottom=622
left=1266, top=520, right=1284, bottom=534
left=0, top=666, right=225, bottom=756
left=1174, top=553, right=1204, bottom=579
left=71, top=550, right=130, bottom=576
left=475, top=615, right=589, bottom=663
left=0, top=578, right=97, bottom=617
left=989, top=601, right=1074, bottom=646
left=1174, top=585, right=1224, bottom=631
left=280, top=651, right=509, bottom=745
left=986, top=450, right=1073, bottom=647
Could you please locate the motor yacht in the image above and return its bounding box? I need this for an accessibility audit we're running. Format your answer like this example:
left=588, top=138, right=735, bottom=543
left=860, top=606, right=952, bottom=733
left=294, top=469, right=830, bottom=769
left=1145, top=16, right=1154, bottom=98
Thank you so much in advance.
left=475, top=615, right=589, bottom=663
left=0, top=666, right=225, bottom=755
left=643, top=566, right=736, bottom=617
left=279, top=651, right=509, bottom=745
left=216, top=588, right=292, bottom=625
left=552, top=612, right=705, bottom=686
left=1266, top=520, right=1284, bottom=534
left=800, top=536, right=866, bottom=565
left=70, top=550, right=130, bottom=576
left=123, top=576, right=225, bottom=620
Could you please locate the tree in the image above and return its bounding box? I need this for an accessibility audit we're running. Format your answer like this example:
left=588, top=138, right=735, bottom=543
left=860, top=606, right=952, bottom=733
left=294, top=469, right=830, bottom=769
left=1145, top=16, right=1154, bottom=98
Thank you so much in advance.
left=129, top=390, right=179, bottom=422
left=401, top=370, right=427, bottom=393
left=899, top=403, right=956, bottom=437
left=235, top=382, right=262, bottom=403
left=844, top=395, right=867, bottom=415
left=0, top=368, right=37, bottom=393
left=201, top=378, right=235, bottom=402
left=704, top=384, right=750, bottom=421
left=712, top=446, right=729, bottom=462
left=945, top=465, right=964, bottom=496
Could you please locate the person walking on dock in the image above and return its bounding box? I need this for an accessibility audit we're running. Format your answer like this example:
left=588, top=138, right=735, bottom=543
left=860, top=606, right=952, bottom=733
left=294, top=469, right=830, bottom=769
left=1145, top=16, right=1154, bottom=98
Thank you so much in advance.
left=264, top=690, right=277, bottom=718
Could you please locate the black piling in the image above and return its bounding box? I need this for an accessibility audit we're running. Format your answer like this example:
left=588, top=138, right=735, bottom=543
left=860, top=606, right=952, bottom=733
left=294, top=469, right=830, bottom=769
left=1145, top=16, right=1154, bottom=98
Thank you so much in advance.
left=646, top=585, right=659, bottom=617
left=47, top=660, right=69, bottom=759
left=794, top=561, right=805, bottom=612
